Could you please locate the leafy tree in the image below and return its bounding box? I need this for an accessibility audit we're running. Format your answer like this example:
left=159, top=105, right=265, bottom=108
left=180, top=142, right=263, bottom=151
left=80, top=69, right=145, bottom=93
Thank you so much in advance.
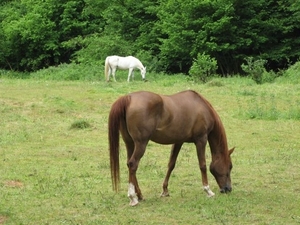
left=0, top=0, right=104, bottom=71
left=72, top=0, right=161, bottom=69
left=0, top=0, right=299, bottom=76
left=157, top=0, right=300, bottom=75
left=157, top=0, right=238, bottom=74
left=101, top=0, right=160, bottom=53
left=232, top=0, right=300, bottom=71
left=72, top=34, right=132, bottom=64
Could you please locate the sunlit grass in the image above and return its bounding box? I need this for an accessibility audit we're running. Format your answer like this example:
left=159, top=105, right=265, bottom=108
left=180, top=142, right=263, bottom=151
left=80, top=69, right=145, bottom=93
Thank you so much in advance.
left=0, top=77, right=299, bottom=224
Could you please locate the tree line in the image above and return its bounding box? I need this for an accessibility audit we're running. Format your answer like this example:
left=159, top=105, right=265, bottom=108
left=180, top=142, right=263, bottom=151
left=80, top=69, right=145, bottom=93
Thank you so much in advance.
left=0, top=0, right=299, bottom=75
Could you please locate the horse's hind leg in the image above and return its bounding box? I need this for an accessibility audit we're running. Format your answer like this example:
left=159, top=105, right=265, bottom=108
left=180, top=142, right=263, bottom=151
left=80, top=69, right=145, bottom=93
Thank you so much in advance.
left=107, top=68, right=111, bottom=81
left=127, top=142, right=147, bottom=206
left=112, top=68, right=117, bottom=82
left=161, top=143, right=183, bottom=197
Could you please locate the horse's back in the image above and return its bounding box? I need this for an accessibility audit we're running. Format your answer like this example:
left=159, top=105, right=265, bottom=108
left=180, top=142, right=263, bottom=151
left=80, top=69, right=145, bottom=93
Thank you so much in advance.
left=162, top=90, right=213, bottom=118
left=122, top=56, right=141, bottom=67
left=161, top=91, right=215, bottom=140
left=125, top=90, right=215, bottom=144
left=127, top=91, right=163, bottom=122
left=106, top=55, right=119, bottom=63
left=126, top=90, right=212, bottom=120
left=106, top=55, right=143, bottom=69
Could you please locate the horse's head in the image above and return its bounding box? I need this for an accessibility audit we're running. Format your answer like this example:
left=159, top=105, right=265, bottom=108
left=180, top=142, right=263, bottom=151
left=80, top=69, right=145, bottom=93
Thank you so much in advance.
left=141, top=67, right=146, bottom=80
left=210, top=148, right=234, bottom=193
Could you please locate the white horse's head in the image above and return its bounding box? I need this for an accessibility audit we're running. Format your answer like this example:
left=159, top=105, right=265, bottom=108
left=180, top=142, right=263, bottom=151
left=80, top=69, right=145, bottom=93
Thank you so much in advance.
left=141, top=66, right=146, bottom=80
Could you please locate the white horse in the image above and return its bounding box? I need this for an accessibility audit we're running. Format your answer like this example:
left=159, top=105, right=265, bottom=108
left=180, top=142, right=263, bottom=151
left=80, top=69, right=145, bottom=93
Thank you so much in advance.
left=105, top=55, right=146, bottom=82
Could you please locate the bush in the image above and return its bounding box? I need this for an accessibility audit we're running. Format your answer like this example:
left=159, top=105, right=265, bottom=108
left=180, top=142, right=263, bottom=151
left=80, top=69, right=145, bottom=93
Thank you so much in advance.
left=261, top=70, right=276, bottom=83
left=189, top=53, right=217, bottom=83
left=241, top=57, right=268, bottom=84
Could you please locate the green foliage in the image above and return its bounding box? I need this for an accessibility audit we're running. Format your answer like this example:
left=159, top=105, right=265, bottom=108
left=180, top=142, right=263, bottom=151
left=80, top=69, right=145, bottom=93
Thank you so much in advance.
left=241, top=57, right=268, bottom=84
left=72, top=34, right=133, bottom=64
left=189, top=53, right=217, bottom=83
left=0, top=0, right=300, bottom=77
left=0, top=0, right=104, bottom=71
left=0, top=70, right=30, bottom=79
left=135, top=50, right=161, bottom=73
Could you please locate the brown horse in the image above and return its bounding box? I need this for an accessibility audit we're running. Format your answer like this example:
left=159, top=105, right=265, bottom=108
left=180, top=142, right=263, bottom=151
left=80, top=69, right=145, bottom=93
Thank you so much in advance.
left=108, top=90, right=234, bottom=206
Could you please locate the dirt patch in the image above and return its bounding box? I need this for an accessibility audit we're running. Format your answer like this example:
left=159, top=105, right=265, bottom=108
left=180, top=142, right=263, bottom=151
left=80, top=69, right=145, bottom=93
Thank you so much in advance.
left=0, top=216, right=7, bottom=224
left=4, top=180, right=24, bottom=188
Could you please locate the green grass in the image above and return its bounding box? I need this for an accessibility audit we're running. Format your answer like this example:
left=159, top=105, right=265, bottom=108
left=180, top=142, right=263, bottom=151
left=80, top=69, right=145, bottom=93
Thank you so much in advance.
left=0, top=75, right=300, bottom=224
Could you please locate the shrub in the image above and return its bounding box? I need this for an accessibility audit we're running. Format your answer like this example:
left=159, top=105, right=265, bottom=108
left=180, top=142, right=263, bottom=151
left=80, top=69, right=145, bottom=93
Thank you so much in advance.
left=241, top=57, right=267, bottom=84
left=189, top=53, right=217, bottom=83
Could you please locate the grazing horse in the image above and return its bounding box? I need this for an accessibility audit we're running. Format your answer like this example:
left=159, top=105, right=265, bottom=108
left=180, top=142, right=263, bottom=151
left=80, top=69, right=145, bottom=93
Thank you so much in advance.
left=105, top=55, right=146, bottom=82
left=108, top=90, right=234, bottom=206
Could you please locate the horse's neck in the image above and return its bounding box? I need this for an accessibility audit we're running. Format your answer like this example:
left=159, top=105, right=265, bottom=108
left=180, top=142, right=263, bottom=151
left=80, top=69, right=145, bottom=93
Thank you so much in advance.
left=136, top=61, right=144, bottom=71
left=207, top=122, right=228, bottom=159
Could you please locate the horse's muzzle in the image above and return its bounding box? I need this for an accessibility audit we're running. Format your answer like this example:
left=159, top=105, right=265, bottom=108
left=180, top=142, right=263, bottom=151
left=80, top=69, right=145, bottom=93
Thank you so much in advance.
left=220, top=186, right=232, bottom=193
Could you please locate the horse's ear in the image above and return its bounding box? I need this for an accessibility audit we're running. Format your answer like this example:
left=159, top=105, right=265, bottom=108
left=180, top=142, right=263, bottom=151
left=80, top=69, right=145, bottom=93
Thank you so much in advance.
left=228, top=147, right=235, bottom=155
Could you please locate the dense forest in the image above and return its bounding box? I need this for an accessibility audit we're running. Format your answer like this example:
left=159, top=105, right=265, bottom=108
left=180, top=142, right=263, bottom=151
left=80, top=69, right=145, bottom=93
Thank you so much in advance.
left=0, top=0, right=299, bottom=75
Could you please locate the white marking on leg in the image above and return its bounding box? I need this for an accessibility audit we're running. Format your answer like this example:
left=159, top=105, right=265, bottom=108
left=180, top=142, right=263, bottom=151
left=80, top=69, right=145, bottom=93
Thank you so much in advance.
left=203, top=185, right=215, bottom=197
left=128, top=183, right=139, bottom=206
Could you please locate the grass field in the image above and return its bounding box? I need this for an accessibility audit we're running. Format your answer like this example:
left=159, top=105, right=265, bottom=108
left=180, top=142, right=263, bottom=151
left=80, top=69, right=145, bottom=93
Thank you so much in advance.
left=0, top=74, right=300, bottom=224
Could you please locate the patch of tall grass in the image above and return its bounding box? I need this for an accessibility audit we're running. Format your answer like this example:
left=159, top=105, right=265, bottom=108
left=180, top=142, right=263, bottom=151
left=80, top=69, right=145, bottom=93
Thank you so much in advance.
left=276, top=61, right=300, bottom=84
left=70, top=120, right=92, bottom=130
left=0, top=69, right=30, bottom=79
left=237, top=88, right=300, bottom=120
left=30, top=63, right=103, bottom=81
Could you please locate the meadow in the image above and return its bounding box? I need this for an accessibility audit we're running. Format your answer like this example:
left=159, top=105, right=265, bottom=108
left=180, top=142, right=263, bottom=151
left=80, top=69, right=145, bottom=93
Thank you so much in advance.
left=0, top=72, right=300, bottom=224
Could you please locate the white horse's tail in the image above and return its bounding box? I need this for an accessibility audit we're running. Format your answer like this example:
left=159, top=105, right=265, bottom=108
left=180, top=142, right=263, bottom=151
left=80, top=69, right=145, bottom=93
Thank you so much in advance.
left=105, top=57, right=110, bottom=81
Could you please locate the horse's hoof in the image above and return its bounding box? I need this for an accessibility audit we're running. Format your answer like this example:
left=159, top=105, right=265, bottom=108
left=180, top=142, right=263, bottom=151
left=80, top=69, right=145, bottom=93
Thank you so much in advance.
left=207, top=192, right=215, bottom=197
left=129, top=199, right=139, bottom=206
left=160, top=192, right=170, bottom=197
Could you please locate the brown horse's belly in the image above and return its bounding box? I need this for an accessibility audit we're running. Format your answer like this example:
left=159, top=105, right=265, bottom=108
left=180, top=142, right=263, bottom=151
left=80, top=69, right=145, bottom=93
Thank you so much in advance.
left=150, top=129, right=194, bottom=144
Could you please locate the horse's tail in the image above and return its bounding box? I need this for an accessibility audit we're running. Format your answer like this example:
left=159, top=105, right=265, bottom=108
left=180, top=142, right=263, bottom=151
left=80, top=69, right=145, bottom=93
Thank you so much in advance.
left=108, top=95, right=131, bottom=192
left=105, top=57, right=110, bottom=81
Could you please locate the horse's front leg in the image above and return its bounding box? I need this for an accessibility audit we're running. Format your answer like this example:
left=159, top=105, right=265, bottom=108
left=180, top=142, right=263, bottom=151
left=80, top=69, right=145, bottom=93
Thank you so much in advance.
left=195, top=138, right=215, bottom=197
left=127, top=68, right=133, bottom=82
left=127, top=142, right=146, bottom=206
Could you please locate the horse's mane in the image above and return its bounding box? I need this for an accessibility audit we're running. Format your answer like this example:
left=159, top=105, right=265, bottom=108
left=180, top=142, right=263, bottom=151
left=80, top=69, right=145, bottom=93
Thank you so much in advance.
left=190, top=90, right=229, bottom=156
